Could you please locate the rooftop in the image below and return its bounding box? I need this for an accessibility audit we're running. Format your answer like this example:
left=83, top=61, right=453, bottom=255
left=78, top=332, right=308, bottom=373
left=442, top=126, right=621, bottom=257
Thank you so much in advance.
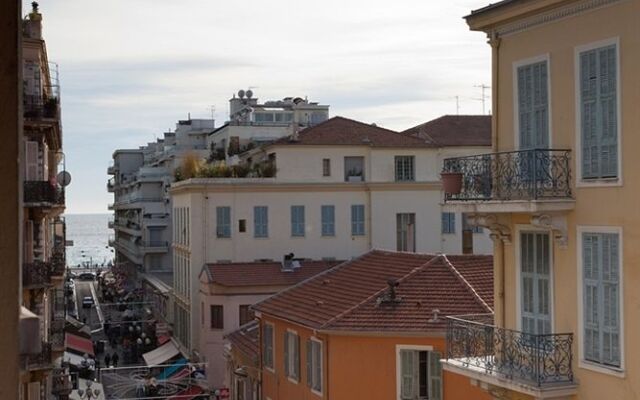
left=225, top=320, right=260, bottom=364
left=254, top=250, right=493, bottom=333
left=402, top=115, right=491, bottom=147
left=203, top=259, right=341, bottom=287
left=270, top=116, right=431, bottom=148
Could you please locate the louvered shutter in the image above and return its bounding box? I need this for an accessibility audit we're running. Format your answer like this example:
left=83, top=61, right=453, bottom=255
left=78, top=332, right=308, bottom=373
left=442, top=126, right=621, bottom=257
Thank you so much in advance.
left=599, top=46, right=618, bottom=178
left=294, top=334, right=300, bottom=380
left=429, top=351, right=443, bottom=400
left=602, top=233, right=620, bottom=366
left=306, top=339, right=312, bottom=387
left=26, top=141, right=39, bottom=180
left=284, top=332, right=289, bottom=377
left=400, top=350, right=415, bottom=399
left=583, top=234, right=600, bottom=361
left=581, top=50, right=599, bottom=178
left=27, top=382, right=40, bottom=400
left=518, top=64, right=534, bottom=149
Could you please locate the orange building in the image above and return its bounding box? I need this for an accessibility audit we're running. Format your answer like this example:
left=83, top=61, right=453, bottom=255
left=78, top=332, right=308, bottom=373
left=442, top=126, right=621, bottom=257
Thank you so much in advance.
left=252, top=249, right=494, bottom=400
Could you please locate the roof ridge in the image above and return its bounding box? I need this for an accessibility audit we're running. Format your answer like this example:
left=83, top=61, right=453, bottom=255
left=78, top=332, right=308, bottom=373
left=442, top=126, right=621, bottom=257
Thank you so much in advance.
left=321, top=255, right=442, bottom=329
left=441, top=255, right=492, bottom=313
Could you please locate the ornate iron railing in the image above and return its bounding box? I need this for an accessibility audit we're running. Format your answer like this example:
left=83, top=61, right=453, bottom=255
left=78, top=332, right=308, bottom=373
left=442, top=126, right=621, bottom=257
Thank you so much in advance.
left=24, top=180, right=65, bottom=205
left=442, top=149, right=572, bottom=201
left=23, top=261, right=52, bottom=288
left=51, top=368, right=73, bottom=396
left=446, top=315, right=574, bottom=387
left=24, top=94, right=60, bottom=120
left=50, top=246, right=66, bottom=277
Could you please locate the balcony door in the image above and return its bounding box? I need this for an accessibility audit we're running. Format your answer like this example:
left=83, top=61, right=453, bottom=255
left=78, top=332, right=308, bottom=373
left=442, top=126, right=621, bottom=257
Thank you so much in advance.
left=517, top=60, right=549, bottom=187
left=520, top=231, right=551, bottom=335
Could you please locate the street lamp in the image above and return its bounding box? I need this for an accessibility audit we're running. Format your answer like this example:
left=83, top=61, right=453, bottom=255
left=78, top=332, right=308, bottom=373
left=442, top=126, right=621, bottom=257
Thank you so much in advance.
left=77, top=380, right=101, bottom=399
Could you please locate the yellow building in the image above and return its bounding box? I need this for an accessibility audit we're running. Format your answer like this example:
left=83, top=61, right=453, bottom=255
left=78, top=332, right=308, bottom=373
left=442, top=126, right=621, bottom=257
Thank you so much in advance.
left=441, top=0, right=637, bottom=399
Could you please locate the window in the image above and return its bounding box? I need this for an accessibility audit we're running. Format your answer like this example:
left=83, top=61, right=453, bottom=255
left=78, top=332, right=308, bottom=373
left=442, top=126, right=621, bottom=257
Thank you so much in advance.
left=322, top=159, right=331, bottom=177
left=579, top=44, right=618, bottom=180
left=582, top=231, right=621, bottom=368
left=306, top=339, right=323, bottom=393
left=398, top=349, right=442, bottom=400
left=344, top=156, right=364, bottom=181
left=210, top=305, right=223, bottom=330
left=284, top=331, right=300, bottom=381
left=263, top=323, right=274, bottom=370
left=216, top=206, right=231, bottom=238
left=321, top=205, right=335, bottom=237
left=395, top=156, right=415, bottom=182
left=238, top=219, right=246, bottom=233
left=441, top=212, right=455, bottom=234
left=397, top=213, right=416, bottom=252
left=351, top=205, right=365, bottom=236
left=520, top=232, right=551, bottom=335
left=254, top=206, right=268, bottom=238
left=462, top=213, right=483, bottom=233
left=291, top=206, right=305, bottom=237
left=517, top=60, right=549, bottom=150
left=239, top=305, right=254, bottom=326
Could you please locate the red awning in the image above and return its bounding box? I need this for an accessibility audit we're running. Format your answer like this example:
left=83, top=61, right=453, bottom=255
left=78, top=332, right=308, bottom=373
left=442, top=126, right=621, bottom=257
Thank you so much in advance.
left=65, top=333, right=94, bottom=357
left=157, top=335, right=170, bottom=345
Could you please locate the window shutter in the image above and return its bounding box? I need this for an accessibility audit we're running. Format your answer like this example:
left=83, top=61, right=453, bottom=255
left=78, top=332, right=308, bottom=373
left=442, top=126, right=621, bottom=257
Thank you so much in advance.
left=306, top=339, right=312, bottom=387
left=294, top=334, right=300, bottom=380
left=518, top=65, right=533, bottom=149
left=583, top=234, right=600, bottom=362
left=26, top=141, right=39, bottom=181
left=400, top=350, right=415, bottom=399
left=429, top=351, right=443, bottom=400
left=284, top=332, right=290, bottom=377
left=599, top=46, right=618, bottom=178
left=602, top=233, right=620, bottom=365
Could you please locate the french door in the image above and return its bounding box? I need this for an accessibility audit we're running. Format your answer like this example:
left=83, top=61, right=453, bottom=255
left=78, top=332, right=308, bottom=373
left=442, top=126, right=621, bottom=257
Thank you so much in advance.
left=520, top=231, right=552, bottom=335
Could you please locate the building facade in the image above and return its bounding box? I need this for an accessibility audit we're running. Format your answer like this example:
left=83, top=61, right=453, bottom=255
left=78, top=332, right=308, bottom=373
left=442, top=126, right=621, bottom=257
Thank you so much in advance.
left=170, top=116, right=494, bottom=358
left=253, top=250, right=494, bottom=400
left=20, top=4, right=71, bottom=399
left=442, top=1, right=639, bottom=399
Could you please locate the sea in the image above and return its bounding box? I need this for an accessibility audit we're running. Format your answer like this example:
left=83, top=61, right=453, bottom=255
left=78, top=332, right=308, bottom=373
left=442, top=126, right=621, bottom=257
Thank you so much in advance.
left=64, top=213, right=114, bottom=268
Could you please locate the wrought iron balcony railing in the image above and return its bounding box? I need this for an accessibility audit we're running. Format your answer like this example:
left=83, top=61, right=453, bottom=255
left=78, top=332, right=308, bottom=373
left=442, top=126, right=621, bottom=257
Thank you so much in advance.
left=21, top=342, right=52, bottom=371
left=446, top=315, right=574, bottom=387
left=24, top=94, right=60, bottom=121
left=50, top=246, right=66, bottom=277
left=24, top=180, right=65, bottom=205
left=23, top=261, right=52, bottom=288
left=442, top=149, right=572, bottom=202
left=52, top=368, right=73, bottom=396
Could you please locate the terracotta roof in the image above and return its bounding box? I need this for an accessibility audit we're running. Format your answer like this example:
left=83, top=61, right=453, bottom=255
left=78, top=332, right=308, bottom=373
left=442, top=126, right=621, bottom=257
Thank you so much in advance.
left=402, top=115, right=491, bottom=147
left=225, top=321, right=260, bottom=363
left=204, top=260, right=341, bottom=287
left=271, top=116, right=431, bottom=148
left=253, top=250, right=494, bottom=333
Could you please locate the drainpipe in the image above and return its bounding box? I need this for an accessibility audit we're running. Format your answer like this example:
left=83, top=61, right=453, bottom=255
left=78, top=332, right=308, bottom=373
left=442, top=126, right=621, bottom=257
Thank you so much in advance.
left=488, top=30, right=505, bottom=328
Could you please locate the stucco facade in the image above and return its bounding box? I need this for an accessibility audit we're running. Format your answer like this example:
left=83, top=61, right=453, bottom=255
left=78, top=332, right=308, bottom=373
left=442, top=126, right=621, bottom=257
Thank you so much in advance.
left=442, top=1, right=640, bottom=399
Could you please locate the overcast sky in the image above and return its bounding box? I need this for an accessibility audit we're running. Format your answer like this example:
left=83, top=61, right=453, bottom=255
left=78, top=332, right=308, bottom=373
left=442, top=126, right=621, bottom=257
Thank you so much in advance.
left=31, top=0, right=491, bottom=214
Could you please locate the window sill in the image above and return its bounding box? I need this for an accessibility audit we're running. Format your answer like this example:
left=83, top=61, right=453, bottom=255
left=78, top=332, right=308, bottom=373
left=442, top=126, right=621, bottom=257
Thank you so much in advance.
left=577, top=178, right=622, bottom=188
left=287, top=376, right=300, bottom=385
left=311, top=388, right=323, bottom=397
left=291, top=235, right=306, bottom=238
left=321, top=235, right=336, bottom=238
left=579, top=360, right=625, bottom=378
left=264, top=367, right=275, bottom=374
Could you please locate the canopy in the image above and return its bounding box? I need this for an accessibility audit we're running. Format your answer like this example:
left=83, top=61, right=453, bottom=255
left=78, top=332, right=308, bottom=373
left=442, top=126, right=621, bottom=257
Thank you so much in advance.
left=157, top=358, right=188, bottom=380
left=65, top=333, right=94, bottom=357
left=143, top=339, right=180, bottom=367
left=61, top=351, right=95, bottom=369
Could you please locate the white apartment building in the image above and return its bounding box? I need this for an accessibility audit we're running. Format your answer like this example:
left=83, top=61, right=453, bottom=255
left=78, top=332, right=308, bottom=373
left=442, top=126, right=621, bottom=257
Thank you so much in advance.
left=107, top=118, right=214, bottom=322
left=169, top=115, right=494, bottom=361
left=207, top=89, right=329, bottom=161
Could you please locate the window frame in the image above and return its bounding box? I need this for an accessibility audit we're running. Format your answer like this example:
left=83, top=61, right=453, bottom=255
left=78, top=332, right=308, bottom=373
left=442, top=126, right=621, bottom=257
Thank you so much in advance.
left=351, top=204, right=365, bottom=236
left=395, top=344, right=441, bottom=400
left=238, top=304, right=254, bottom=326
left=574, top=37, right=622, bottom=187
left=263, top=322, right=275, bottom=372
left=307, top=337, right=323, bottom=396
left=577, top=225, right=625, bottom=377
left=216, top=206, right=231, bottom=238
left=253, top=206, right=269, bottom=238
left=320, top=205, right=335, bottom=237
left=284, top=329, right=300, bottom=383
left=291, top=205, right=305, bottom=237
left=394, top=155, right=416, bottom=182
left=322, top=158, right=331, bottom=177
left=441, top=212, right=456, bottom=235
left=210, top=304, right=224, bottom=330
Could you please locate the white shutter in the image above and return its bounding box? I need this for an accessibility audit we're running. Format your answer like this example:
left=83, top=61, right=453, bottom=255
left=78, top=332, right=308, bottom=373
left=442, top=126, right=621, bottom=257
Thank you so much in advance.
left=400, top=350, right=415, bottom=399
left=42, top=142, right=49, bottom=181
left=26, top=141, right=39, bottom=181
left=27, top=382, right=40, bottom=400
left=429, top=351, right=443, bottom=400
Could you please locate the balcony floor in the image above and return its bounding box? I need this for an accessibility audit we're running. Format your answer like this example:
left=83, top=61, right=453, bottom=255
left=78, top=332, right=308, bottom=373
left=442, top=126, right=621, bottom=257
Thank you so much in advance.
left=442, top=358, right=578, bottom=400
left=443, top=198, right=575, bottom=214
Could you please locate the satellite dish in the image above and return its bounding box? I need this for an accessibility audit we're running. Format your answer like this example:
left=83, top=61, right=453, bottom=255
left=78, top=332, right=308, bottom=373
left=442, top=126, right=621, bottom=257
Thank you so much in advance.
left=246, top=89, right=253, bottom=99
left=238, top=90, right=245, bottom=99
left=57, top=171, right=72, bottom=187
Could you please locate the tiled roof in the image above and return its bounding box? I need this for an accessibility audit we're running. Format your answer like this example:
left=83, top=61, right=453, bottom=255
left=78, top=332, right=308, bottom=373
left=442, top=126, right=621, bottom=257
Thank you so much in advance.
left=225, top=321, right=260, bottom=363
left=253, top=250, right=493, bottom=333
left=204, top=260, right=340, bottom=287
left=402, top=115, right=491, bottom=147
left=271, top=116, right=432, bottom=148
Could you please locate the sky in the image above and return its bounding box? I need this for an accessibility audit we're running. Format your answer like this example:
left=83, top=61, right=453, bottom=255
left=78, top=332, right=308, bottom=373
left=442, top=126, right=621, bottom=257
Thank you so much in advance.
left=29, top=0, right=492, bottom=214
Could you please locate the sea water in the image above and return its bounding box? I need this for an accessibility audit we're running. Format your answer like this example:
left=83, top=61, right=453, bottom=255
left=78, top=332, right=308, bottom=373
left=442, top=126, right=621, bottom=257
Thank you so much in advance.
left=64, top=213, right=115, bottom=268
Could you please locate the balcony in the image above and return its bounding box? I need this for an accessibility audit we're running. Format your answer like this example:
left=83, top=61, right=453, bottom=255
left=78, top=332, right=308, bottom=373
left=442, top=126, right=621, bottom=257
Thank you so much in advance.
left=24, top=94, right=60, bottom=121
left=107, top=177, right=115, bottom=192
left=50, top=246, right=66, bottom=278
left=107, top=160, right=116, bottom=175
left=51, top=368, right=73, bottom=397
left=141, top=240, right=169, bottom=253
left=23, top=261, right=52, bottom=288
left=443, top=315, right=577, bottom=399
left=20, top=342, right=52, bottom=371
left=442, top=149, right=574, bottom=214
left=50, top=318, right=65, bottom=351
left=24, top=180, right=65, bottom=207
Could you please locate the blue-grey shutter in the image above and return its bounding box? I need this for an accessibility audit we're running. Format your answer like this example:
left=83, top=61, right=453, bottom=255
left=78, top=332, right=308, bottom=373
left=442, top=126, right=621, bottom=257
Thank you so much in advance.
left=581, top=50, right=599, bottom=178
left=518, top=64, right=534, bottom=149
left=599, top=46, right=618, bottom=178
left=521, top=232, right=551, bottom=335
left=306, top=339, right=312, bottom=387
left=284, top=332, right=290, bottom=376
left=254, top=206, right=268, bottom=238
left=321, top=205, right=334, bottom=236
left=518, top=61, right=549, bottom=150
left=583, top=233, right=600, bottom=362
left=429, top=351, right=443, bottom=400
left=602, top=233, right=620, bottom=366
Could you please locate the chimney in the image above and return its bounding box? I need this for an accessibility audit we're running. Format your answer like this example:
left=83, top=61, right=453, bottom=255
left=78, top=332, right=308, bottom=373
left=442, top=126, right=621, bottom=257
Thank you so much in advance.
left=26, top=2, right=43, bottom=40
left=290, top=123, right=300, bottom=142
left=281, top=253, right=295, bottom=272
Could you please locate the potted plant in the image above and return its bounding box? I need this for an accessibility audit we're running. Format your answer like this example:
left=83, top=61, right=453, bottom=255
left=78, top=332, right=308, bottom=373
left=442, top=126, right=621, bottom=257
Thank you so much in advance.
left=347, top=168, right=363, bottom=182
left=441, top=163, right=463, bottom=195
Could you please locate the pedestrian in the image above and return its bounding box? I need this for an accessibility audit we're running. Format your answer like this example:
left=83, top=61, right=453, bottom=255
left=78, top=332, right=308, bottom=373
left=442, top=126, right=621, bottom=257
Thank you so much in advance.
left=104, top=353, right=111, bottom=368
left=112, top=352, right=119, bottom=367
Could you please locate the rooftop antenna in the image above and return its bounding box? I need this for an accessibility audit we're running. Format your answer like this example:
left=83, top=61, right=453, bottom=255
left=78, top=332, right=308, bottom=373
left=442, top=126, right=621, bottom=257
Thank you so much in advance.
left=209, top=105, right=215, bottom=120
left=455, top=96, right=460, bottom=115
left=188, top=112, right=191, bottom=120
left=473, top=84, right=491, bottom=115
